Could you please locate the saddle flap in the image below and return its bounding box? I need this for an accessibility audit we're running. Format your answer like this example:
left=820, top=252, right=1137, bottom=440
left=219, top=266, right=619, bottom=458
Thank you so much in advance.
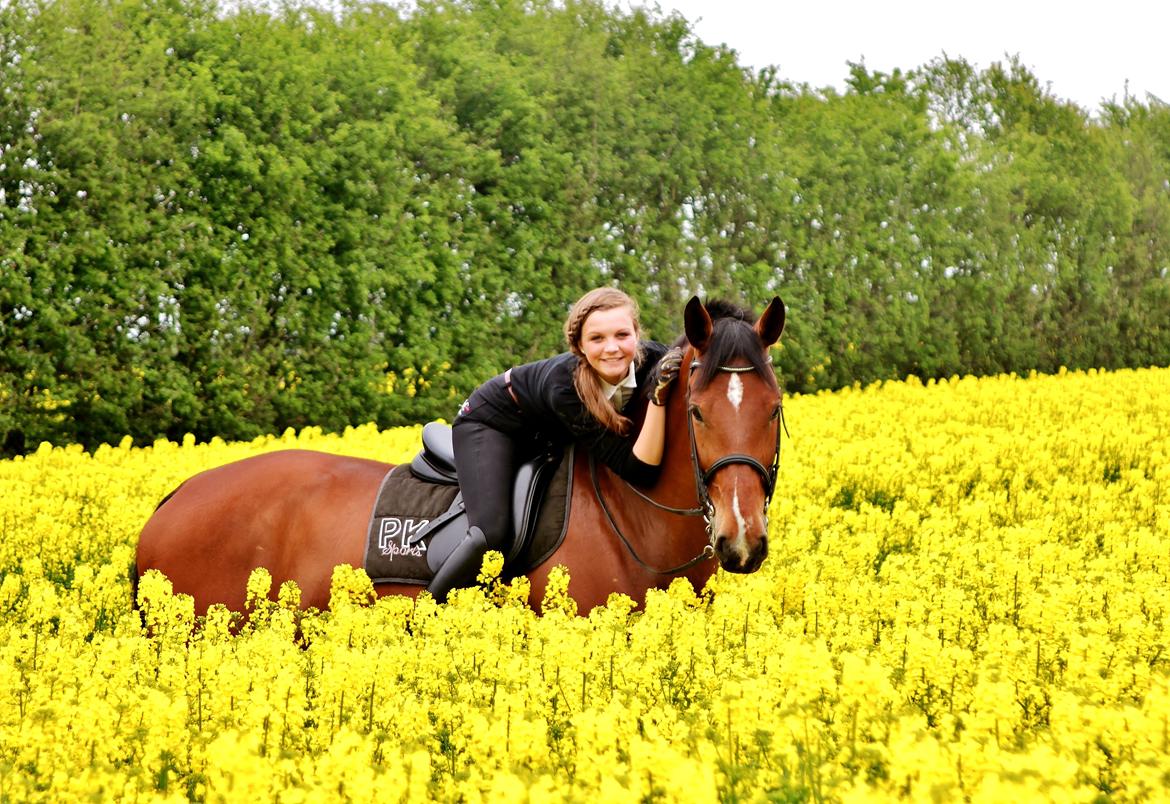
left=410, top=453, right=458, bottom=485
left=508, top=449, right=564, bottom=564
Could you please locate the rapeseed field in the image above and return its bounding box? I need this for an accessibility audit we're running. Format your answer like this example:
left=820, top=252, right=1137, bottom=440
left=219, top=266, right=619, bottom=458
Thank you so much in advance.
left=1, top=368, right=1167, bottom=801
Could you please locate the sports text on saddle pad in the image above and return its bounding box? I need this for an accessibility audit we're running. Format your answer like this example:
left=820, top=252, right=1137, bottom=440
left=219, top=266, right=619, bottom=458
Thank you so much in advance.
left=377, top=517, right=429, bottom=559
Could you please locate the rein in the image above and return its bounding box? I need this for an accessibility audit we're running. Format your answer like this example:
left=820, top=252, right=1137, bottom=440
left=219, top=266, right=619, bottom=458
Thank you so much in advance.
left=589, top=452, right=715, bottom=575
left=590, top=354, right=785, bottom=575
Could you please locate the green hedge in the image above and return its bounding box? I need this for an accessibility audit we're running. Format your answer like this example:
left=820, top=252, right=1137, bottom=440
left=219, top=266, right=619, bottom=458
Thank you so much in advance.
left=2, top=0, right=1168, bottom=453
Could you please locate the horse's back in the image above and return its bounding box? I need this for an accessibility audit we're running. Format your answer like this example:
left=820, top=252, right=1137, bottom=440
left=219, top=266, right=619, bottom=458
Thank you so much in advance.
left=137, top=450, right=390, bottom=614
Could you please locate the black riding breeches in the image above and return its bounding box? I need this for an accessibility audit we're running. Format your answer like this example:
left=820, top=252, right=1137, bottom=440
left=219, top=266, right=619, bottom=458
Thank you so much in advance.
left=451, top=418, right=530, bottom=551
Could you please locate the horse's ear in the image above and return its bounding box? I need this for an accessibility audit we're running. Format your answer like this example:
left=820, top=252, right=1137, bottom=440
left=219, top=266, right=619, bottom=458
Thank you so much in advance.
left=684, top=296, right=712, bottom=351
left=755, top=296, right=786, bottom=347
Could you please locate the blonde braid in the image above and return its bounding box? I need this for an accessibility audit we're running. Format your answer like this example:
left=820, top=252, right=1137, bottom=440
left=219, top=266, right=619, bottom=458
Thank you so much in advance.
left=563, top=305, right=593, bottom=360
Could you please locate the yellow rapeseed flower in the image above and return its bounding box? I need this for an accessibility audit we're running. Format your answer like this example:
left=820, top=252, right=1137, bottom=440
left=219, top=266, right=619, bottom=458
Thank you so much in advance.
left=1, top=368, right=1168, bottom=799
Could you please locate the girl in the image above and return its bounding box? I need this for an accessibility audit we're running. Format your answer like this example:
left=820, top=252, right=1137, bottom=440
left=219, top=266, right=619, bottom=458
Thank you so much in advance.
left=428, top=287, right=682, bottom=601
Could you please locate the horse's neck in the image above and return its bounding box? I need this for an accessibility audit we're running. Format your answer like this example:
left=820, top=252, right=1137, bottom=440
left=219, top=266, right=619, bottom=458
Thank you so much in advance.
left=584, top=379, right=716, bottom=589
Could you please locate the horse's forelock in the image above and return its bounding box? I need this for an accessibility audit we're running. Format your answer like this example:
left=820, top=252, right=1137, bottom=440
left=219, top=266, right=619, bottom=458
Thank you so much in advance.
left=669, top=298, right=756, bottom=349
left=692, top=318, right=775, bottom=389
left=704, top=299, right=756, bottom=324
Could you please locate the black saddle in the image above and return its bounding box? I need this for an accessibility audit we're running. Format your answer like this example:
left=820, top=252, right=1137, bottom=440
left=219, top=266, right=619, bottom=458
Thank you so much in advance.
left=408, top=422, right=563, bottom=569
left=410, top=422, right=458, bottom=484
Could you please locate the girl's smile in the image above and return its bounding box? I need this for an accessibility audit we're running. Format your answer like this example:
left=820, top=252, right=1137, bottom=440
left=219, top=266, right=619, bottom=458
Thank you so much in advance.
left=580, top=306, right=638, bottom=385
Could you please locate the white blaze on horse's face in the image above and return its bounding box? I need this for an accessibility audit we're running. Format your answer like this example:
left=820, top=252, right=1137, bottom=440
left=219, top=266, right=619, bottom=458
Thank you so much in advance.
left=730, top=487, right=750, bottom=556
left=727, top=373, right=744, bottom=412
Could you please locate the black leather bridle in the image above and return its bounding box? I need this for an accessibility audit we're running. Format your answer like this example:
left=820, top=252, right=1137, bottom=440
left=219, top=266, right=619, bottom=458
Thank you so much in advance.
left=685, top=359, right=783, bottom=525
left=590, top=355, right=785, bottom=575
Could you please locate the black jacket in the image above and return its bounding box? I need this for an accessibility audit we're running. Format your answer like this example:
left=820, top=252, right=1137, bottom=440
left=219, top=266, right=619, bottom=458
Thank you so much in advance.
left=455, top=341, right=668, bottom=487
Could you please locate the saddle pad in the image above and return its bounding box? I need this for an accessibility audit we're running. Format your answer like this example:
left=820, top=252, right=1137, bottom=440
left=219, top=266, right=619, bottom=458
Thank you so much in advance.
left=363, top=466, right=459, bottom=585
left=363, top=451, right=574, bottom=587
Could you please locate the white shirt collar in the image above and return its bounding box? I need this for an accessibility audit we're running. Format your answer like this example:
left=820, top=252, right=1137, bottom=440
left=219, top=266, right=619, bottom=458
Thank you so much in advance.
left=600, top=361, right=638, bottom=400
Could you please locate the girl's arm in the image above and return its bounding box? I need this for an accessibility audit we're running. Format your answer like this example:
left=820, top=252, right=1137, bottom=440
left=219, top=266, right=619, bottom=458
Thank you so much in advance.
left=630, top=344, right=681, bottom=466
left=630, top=402, right=666, bottom=466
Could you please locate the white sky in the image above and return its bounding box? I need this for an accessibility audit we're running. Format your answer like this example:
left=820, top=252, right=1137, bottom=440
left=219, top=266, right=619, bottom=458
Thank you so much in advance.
left=655, top=0, right=1169, bottom=115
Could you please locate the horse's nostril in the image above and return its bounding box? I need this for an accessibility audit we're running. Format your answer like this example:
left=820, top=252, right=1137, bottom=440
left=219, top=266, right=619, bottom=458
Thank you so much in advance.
left=751, top=535, right=768, bottom=570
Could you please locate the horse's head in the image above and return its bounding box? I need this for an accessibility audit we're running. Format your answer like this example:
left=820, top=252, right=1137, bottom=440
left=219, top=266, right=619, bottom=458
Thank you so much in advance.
left=682, top=296, right=786, bottom=574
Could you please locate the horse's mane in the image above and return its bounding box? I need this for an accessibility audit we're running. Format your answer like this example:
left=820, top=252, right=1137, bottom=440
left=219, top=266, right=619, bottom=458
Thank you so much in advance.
left=671, top=299, right=776, bottom=390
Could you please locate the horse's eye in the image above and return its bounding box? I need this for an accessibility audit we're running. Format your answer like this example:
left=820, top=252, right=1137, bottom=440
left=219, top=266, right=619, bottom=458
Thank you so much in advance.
left=770, top=404, right=781, bottom=421
left=690, top=405, right=704, bottom=423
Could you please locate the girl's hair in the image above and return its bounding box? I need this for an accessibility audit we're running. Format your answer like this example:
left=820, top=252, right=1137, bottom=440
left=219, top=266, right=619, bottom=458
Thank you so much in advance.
left=563, top=287, right=645, bottom=435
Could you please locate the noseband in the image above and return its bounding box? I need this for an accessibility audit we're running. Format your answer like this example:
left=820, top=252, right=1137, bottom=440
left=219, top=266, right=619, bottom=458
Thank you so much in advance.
left=589, top=354, right=784, bottom=575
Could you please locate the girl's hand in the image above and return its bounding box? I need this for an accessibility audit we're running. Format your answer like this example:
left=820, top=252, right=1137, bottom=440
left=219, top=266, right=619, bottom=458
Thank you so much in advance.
left=651, top=348, right=685, bottom=406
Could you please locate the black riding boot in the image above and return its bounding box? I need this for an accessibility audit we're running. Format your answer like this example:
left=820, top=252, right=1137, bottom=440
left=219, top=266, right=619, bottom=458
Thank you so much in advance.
left=426, top=526, right=489, bottom=603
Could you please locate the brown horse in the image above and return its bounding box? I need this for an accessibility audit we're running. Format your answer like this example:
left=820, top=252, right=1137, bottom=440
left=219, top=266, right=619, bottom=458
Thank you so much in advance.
left=136, top=296, right=786, bottom=615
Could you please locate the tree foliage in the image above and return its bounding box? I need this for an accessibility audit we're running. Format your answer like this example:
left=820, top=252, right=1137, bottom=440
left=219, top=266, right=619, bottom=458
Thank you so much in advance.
left=2, top=0, right=1168, bottom=453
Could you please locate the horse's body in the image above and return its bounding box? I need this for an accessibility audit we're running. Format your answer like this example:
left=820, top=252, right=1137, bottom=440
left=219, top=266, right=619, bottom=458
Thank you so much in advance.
left=136, top=297, right=786, bottom=615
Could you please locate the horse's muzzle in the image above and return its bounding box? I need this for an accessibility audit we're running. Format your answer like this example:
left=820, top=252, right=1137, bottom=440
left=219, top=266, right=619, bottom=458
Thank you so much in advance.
left=715, top=533, right=767, bottom=574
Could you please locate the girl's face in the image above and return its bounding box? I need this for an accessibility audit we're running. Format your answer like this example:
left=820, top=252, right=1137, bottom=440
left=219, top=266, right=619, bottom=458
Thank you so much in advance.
left=580, top=306, right=638, bottom=385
